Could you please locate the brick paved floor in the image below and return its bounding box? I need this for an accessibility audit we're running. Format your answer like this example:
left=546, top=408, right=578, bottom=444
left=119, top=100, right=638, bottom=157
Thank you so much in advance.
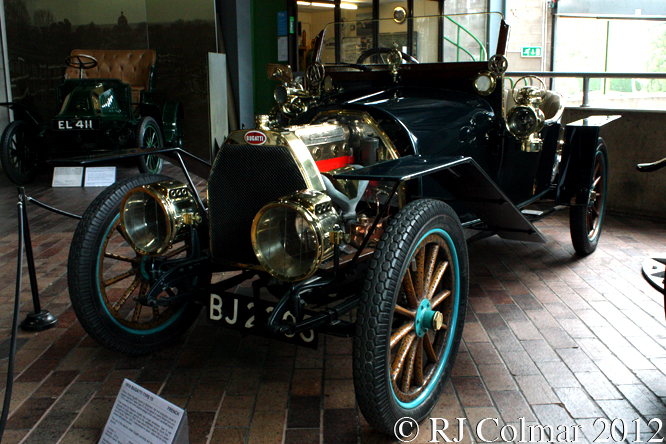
left=0, top=163, right=665, bottom=444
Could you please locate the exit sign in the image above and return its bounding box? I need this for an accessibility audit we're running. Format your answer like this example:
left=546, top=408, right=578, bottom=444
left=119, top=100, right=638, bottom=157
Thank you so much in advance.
left=521, top=46, right=542, bottom=58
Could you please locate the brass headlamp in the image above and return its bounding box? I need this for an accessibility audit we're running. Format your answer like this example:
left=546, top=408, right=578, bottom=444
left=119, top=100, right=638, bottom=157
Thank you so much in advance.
left=251, top=189, right=340, bottom=282
left=120, top=181, right=201, bottom=256
left=507, top=79, right=546, bottom=152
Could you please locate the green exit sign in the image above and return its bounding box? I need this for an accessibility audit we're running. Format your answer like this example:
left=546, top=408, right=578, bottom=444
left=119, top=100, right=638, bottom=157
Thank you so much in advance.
left=521, top=46, right=542, bottom=58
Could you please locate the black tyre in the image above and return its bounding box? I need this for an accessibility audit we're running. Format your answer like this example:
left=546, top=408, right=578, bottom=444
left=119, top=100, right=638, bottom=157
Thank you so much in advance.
left=68, top=174, right=202, bottom=355
left=1, top=120, right=39, bottom=185
left=136, top=116, right=164, bottom=174
left=353, top=199, right=469, bottom=434
left=570, top=139, right=608, bottom=255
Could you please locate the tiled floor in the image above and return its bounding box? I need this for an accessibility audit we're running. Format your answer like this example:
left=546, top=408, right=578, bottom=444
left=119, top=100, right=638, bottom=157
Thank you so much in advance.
left=0, top=163, right=665, bottom=444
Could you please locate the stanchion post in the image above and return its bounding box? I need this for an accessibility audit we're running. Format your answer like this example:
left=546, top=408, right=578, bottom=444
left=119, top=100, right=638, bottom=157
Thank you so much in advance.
left=17, top=187, right=57, bottom=332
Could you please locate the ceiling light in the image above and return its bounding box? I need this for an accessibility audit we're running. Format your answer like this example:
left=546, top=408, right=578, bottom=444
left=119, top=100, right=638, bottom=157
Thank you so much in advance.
left=297, top=1, right=358, bottom=9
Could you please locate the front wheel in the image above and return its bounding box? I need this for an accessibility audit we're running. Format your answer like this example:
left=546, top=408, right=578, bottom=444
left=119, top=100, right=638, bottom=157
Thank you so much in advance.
left=353, top=199, right=469, bottom=434
left=1, top=120, right=40, bottom=185
left=67, top=174, right=203, bottom=355
left=570, top=139, right=608, bottom=255
left=136, top=116, right=164, bottom=174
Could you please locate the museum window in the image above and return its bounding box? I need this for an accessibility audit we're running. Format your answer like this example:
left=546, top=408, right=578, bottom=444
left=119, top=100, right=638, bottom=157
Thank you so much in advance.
left=294, top=0, right=491, bottom=70
left=553, top=16, right=666, bottom=110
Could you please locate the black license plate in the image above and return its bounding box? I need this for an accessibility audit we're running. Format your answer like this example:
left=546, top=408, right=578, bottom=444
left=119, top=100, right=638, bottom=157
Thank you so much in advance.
left=209, top=293, right=318, bottom=348
left=52, top=118, right=100, bottom=131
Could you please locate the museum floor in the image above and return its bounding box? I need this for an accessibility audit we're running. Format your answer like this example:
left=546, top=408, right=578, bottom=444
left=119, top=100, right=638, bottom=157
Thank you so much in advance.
left=0, top=162, right=665, bottom=444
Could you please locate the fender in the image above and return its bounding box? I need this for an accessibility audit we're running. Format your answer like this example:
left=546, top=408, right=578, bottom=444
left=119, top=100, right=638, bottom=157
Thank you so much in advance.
left=138, top=102, right=162, bottom=124
left=334, top=154, right=546, bottom=243
left=556, top=115, right=620, bottom=206
left=161, top=101, right=184, bottom=146
left=0, top=102, right=42, bottom=126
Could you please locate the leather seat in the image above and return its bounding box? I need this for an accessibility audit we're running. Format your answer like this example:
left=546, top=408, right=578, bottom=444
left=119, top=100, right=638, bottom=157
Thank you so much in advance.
left=540, top=90, right=564, bottom=123
left=64, top=49, right=156, bottom=104
left=504, top=88, right=564, bottom=124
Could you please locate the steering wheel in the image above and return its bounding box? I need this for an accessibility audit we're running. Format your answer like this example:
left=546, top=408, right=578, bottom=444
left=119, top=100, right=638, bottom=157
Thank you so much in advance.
left=512, top=75, right=546, bottom=104
left=65, top=54, right=98, bottom=79
left=356, top=47, right=419, bottom=65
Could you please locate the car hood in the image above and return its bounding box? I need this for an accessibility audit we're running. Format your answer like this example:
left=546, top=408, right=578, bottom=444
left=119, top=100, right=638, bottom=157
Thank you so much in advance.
left=326, top=86, right=496, bottom=158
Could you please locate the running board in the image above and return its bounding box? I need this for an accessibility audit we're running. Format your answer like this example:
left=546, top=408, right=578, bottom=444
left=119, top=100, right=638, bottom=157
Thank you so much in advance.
left=521, top=205, right=567, bottom=222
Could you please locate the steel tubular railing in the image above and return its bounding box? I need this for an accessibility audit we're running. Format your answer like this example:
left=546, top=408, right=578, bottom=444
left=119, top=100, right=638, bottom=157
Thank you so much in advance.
left=444, top=15, right=487, bottom=62
left=506, top=71, right=666, bottom=107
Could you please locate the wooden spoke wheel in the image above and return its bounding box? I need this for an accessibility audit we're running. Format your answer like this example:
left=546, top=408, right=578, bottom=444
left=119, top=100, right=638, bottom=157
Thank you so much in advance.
left=353, top=199, right=468, bottom=434
left=0, top=120, right=40, bottom=185
left=571, top=139, right=608, bottom=255
left=389, top=233, right=455, bottom=403
left=97, top=216, right=191, bottom=332
left=136, top=116, right=165, bottom=174
left=68, top=174, right=202, bottom=355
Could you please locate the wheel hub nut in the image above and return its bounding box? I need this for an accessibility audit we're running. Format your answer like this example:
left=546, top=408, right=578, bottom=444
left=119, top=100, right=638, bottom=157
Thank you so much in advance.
left=431, top=311, right=444, bottom=331
left=414, top=299, right=444, bottom=336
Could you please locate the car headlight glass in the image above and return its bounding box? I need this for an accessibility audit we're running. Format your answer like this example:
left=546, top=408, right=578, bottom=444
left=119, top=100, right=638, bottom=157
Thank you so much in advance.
left=123, top=191, right=170, bottom=254
left=252, top=190, right=337, bottom=282
left=507, top=106, right=539, bottom=138
left=253, top=204, right=319, bottom=280
left=121, top=181, right=200, bottom=256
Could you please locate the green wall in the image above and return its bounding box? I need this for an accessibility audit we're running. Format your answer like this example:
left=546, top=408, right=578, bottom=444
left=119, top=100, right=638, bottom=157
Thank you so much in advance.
left=252, top=0, right=289, bottom=115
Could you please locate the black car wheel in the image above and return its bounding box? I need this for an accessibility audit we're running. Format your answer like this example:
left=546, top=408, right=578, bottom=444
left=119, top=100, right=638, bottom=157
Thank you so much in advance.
left=1, top=120, right=39, bottom=185
left=353, top=199, right=468, bottom=434
left=136, top=116, right=164, bottom=175
left=570, top=139, right=608, bottom=255
left=68, top=174, right=203, bottom=356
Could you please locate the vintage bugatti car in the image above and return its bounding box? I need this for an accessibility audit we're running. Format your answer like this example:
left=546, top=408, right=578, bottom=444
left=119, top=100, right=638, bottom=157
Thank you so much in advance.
left=67, top=13, right=615, bottom=434
left=0, top=49, right=183, bottom=184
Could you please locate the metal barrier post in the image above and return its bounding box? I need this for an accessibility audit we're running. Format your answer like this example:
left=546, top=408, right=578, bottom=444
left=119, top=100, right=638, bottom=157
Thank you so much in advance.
left=17, top=187, right=57, bottom=332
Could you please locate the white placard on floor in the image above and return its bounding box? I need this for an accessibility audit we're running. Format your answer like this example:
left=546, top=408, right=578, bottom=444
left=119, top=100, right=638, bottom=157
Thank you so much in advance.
left=84, top=166, right=116, bottom=187
left=100, top=379, right=189, bottom=444
left=52, top=167, right=84, bottom=187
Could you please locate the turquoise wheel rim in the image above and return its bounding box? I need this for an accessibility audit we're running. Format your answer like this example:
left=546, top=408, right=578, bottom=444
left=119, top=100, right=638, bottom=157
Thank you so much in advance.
left=389, top=228, right=460, bottom=409
left=95, top=214, right=187, bottom=335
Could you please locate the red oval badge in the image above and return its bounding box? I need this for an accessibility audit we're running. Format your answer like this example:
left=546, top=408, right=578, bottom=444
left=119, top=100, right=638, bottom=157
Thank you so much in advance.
left=244, top=131, right=267, bottom=145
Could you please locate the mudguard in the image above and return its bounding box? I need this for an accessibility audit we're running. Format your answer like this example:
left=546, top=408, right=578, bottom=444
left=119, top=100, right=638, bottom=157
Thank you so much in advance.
left=334, top=155, right=546, bottom=243
left=0, top=102, right=42, bottom=126
left=162, top=101, right=184, bottom=146
left=556, top=115, right=620, bottom=206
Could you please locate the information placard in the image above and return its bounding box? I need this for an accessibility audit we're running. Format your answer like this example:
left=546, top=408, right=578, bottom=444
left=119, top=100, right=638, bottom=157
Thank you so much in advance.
left=84, top=166, right=116, bottom=187
left=101, top=379, right=188, bottom=444
left=52, top=167, right=84, bottom=187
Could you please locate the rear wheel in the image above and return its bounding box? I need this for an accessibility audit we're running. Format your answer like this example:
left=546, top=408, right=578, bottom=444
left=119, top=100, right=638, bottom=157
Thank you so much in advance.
left=1, top=120, right=39, bottom=185
left=68, top=174, right=203, bottom=355
left=136, top=116, right=164, bottom=174
left=570, top=139, right=608, bottom=255
left=353, top=199, right=468, bottom=434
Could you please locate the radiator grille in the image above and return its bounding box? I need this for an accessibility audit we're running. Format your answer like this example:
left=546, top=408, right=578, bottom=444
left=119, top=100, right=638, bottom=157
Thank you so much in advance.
left=208, top=145, right=309, bottom=265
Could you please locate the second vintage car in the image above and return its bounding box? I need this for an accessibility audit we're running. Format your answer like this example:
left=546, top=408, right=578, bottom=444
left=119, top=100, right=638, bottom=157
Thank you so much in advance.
left=1, top=48, right=183, bottom=184
left=66, top=12, right=616, bottom=434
